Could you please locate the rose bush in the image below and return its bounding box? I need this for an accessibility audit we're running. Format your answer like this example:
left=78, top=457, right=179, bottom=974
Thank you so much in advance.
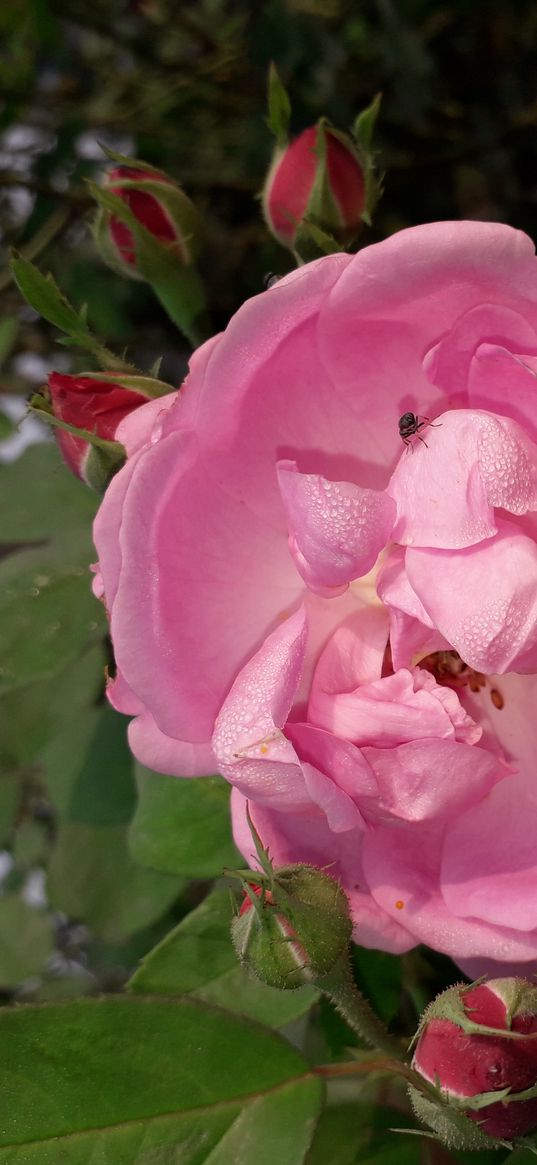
left=93, top=221, right=537, bottom=970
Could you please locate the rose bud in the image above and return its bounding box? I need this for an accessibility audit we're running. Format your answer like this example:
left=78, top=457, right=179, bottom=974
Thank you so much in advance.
left=262, top=121, right=366, bottom=254
left=94, top=163, right=201, bottom=280
left=410, top=978, right=537, bottom=1150
left=47, top=372, right=154, bottom=489
left=232, top=864, right=352, bottom=991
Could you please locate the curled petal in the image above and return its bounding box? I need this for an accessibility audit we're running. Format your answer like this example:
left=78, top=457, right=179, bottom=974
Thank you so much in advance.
left=277, top=461, right=395, bottom=596
left=388, top=409, right=537, bottom=549
left=361, top=737, right=504, bottom=823
left=212, top=606, right=307, bottom=772
left=406, top=519, right=537, bottom=673
left=309, top=667, right=480, bottom=749
left=424, top=303, right=537, bottom=401
left=469, top=345, right=537, bottom=443
left=377, top=547, right=449, bottom=669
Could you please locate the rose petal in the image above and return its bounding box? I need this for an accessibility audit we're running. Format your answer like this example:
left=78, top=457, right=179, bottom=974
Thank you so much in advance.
left=469, top=345, right=537, bottom=443
left=212, top=606, right=306, bottom=771
left=424, top=303, right=537, bottom=399
left=388, top=409, right=537, bottom=550
left=277, top=460, right=395, bottom=596
left=129, top=714, right=216, bottom=778
left=441, top=781, right=537, bottom=931
left=309, top=667, right=480, bottom=749
left=361, top=738, right=503, bottom=823
left=376, top=547, right=449, bottom=669
left=362, top=823, right=537, bottom=961
left=406, top=519, right=537, bottom=673
left=115, top=391, right=178, bottom=455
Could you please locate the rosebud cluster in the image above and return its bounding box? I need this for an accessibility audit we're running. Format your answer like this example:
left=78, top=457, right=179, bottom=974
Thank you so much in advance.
left=232, top=865, right=352, bottom=991
left=410, top=979, right=537, bottom=1150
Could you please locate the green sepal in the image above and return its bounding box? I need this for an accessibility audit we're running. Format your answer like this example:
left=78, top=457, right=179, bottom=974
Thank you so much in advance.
left=293, top=120, right=361, bottom=261
left=351, top=92, right=383, bottom=227
left=77, top=371, right=175, bottom=399
left=293, top=218, right=344, bottom=264
left=408, top=1085, right=511, bottom=1152
left=412, top=980, right=537, bottom=1048
left=28, top=394, right=126, bottom=492
left=98, top=146, right=172, bottom=175
left=266, top=63, right=291, bottom=145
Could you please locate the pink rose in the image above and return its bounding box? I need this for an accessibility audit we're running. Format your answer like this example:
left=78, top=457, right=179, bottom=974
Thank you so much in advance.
left=93, top=221, right=537, bottom=969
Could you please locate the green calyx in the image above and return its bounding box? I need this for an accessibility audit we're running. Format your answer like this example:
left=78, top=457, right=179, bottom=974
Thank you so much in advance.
left=29, top=394, right=126, bottom=493
left=408, top=1085, right=512, bottom=1152
left=231, top=861, right=352, bottom=990
left=413, top=978, right=537, bottom=1047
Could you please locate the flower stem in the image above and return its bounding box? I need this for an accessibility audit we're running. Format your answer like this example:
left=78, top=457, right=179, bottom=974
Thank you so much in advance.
left=316, top=956, right=406, bottom=1060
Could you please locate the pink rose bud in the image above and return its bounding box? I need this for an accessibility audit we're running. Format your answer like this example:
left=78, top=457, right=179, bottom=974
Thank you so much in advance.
left=411, top=979, right=537, bottom=1149
left=231, top=864, right=352, bottom=990
left=48, top=372, right=147, bottom=487
left=262, top=123, right=366, bottom=251
left=95, top=164, right=201, bottom=280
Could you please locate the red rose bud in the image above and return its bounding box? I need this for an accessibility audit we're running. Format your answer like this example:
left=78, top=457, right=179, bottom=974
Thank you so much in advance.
left=232, top=865, right=352, bottom=991
left=410, top=979, right=537, bottom=1150
left=47, top=372, right=151, bottom=488
left=95, top=164, right=201, bottom=281
left=262, top=122, right=366, bottom=253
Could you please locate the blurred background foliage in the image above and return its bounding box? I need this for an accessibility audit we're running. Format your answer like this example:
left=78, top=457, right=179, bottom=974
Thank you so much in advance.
left=1, top=3, right=537, bottom=1158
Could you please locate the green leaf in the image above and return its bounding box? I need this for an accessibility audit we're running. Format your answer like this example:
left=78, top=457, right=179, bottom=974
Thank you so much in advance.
left=306, top=1100, right=422, bottom=1165
left=10, top=254, right=91, bottom=339
left=129, top=766, right=240, bottom=878
left=46, top=712, right=182, bottom=939
left=267, top=62, right=291, bottom=143
left=0, top=443, right=99, bottom=547
left=10, top=255, right=137, bottom=372
left=0, top=997, right=323, bottom=1163
left=0, top=897, right=54, bottom=987
left=47, top=820, right=184, bottom=940
left=129, top=887, right=318, bottom=1027
left=1, top=644, right=104, bottom=774
left=0, top=546, right=102, bottom=695
left=62, top=705, right=137, bottom=827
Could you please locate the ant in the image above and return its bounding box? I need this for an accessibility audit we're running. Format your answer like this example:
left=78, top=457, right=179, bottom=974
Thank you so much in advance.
left=398, top=412, right=441, bottom=451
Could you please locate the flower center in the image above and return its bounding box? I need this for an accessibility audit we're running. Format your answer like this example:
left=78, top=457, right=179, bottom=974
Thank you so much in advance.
left=418, top=650, right=504, bottom=709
